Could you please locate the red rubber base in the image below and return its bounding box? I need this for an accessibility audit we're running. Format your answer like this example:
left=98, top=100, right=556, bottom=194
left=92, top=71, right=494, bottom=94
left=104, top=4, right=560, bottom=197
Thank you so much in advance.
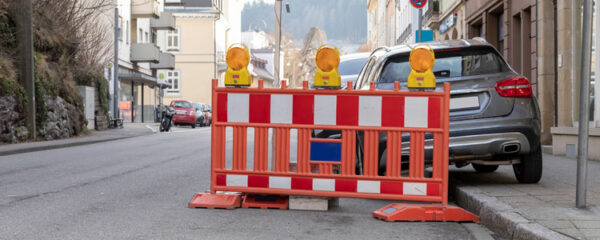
left=373, top=203, right=479, bottom=222
left=242, top=195, right=289, bottom=210
left=188, top=192, right=242, bottom=209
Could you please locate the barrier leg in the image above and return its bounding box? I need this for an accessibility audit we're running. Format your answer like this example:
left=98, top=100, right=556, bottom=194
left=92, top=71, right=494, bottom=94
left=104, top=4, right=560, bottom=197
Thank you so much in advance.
left=372, top=203, right=479, bottom=222
left=188, top=191, right=242, bottom=209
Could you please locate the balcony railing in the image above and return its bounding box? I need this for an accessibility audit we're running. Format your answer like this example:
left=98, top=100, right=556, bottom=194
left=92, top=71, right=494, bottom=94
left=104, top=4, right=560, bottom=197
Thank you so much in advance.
left=150, top=12, right=175, bottom=30
left=131, top=43, right=160, bottom=63
left=150, top=52, right=175, bottom=69
left=131, top=0, right=160, bottom=19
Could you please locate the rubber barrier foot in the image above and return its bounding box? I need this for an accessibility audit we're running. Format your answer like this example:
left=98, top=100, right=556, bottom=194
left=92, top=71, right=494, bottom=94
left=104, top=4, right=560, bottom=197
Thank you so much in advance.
left=372, top=203, right=479, bottom=222
left=188, top=192, right=242, bottom=209
left=242, top=195, right=289, bottom=210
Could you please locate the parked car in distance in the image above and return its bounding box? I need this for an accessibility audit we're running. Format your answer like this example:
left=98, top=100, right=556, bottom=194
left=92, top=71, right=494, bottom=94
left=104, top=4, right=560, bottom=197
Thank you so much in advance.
left=193, top=102, right=205, bottom=127
left=203, top=104, right=212, bottom=126
left=170, top=100, right=196, bottom=128
left=193, top=102, right=212, bottom=127
left=354, top=39, right=542, bottom=183
left=339, top=52, right=370, bottom=89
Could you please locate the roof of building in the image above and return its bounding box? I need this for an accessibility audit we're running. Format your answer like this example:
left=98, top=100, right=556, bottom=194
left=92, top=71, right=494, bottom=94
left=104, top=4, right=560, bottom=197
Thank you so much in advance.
left=165, top=0, right=212, bottom=7
left=251, top=49, right=274, bottom=54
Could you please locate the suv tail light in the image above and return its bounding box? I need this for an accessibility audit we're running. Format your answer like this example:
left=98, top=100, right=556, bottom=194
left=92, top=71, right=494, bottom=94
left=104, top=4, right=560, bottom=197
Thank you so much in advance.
left=495, top=76, right=532, bottom=98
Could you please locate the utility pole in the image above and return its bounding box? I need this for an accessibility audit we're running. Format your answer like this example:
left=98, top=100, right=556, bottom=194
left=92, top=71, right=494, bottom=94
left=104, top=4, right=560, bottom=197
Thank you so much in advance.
left=14, top=0, right=35, bottom=139
left=274, top=0, right=282, bottom=87
left=417, top=8, right=422, bottom=43
left=576, top=0, right=593, bottom=209
left=114, top=8, right=120, bottom=121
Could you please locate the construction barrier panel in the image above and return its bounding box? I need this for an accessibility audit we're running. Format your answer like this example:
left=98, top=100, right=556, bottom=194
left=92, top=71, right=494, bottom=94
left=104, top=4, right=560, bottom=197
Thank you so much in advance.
left=190, top=79, right=478, bottom=222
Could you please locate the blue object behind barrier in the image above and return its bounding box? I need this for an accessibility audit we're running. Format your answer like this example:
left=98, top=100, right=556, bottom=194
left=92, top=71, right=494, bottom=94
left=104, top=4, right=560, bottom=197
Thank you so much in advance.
left=310, top=142, right=342, bottom=162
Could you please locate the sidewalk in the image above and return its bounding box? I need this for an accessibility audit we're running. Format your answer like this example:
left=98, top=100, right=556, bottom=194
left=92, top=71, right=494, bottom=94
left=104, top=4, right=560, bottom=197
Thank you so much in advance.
left=0, top=123, right=156, bottom=156
left=452, top=154, right=600, bottom=240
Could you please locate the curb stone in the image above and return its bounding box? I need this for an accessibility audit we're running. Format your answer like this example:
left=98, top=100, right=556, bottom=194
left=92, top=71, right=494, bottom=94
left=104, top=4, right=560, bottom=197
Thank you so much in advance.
left=451, top=178, right=572, bottom=240
left=0, top=132, right=154, bottom=156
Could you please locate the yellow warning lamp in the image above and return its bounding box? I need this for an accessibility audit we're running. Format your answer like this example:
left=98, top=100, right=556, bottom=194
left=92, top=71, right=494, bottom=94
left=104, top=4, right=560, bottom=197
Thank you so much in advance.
left=224, top=44, right=252, bottom=87
left=407, top=45, right=436, bottom=89
left=313, top=44, right=341, bottom=88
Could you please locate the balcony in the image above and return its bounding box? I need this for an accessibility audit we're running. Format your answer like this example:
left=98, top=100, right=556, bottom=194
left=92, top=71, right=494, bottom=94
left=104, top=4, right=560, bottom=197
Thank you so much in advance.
left=131, top=0, right=160, bottom=19
left=150, top=52, right=175, bottom=69
left=150, top=12, right=175, bottom=30
left=131, top=43, right=160, bottom=63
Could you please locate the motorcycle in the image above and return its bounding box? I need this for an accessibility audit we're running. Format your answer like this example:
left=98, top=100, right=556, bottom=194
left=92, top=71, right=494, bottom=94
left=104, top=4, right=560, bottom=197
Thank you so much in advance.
left=159, top=106, right=175, bottom=132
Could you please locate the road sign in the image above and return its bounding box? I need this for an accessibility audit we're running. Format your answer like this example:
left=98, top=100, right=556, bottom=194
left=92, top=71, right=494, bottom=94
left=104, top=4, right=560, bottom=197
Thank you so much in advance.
left=410, top=0, right=427, bottom=8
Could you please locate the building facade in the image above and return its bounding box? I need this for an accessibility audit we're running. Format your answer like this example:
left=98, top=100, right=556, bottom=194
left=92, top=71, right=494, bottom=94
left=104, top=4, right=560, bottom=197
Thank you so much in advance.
left=157, top=0, right=242, bottom=106
left=98, top=0, right=176, bottom=123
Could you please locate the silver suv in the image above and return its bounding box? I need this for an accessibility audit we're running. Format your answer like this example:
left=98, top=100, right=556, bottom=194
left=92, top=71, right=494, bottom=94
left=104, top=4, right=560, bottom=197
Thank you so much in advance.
left=354, top=39, right=542, bottom=183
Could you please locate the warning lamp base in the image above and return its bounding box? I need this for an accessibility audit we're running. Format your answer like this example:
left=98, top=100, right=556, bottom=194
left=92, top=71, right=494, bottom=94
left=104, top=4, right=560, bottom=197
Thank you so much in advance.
left=224, top=68, right=252, bottom=87
left=314, top=69, right=341, bottom=88
left=188, top=192, right=242, bottom=209
left=372, top=203, right=479, bottom=222
left=242, top=195, right=289, bottom=210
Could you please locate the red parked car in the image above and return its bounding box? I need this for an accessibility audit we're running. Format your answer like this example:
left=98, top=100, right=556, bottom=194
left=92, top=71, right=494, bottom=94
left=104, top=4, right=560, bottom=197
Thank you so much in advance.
left=170, top=100, right=196, bottom=128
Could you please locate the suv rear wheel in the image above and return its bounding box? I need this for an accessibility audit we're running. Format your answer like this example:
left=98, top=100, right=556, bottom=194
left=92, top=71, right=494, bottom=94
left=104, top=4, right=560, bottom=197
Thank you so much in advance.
left=472, top=164, right=499, bottom=173
left=513, top=145, right=542, bottom=183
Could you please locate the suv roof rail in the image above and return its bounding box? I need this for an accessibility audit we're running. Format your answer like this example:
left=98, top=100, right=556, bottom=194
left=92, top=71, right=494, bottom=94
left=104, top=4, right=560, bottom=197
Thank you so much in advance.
left=472, top=37, right=488, bottom=43
left=372, top=46, right=390, bottom=52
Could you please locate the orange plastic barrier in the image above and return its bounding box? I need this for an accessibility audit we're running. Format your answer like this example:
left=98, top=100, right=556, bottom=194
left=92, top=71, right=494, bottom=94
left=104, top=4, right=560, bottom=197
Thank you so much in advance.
left=190, top=79, right=478, bottom=222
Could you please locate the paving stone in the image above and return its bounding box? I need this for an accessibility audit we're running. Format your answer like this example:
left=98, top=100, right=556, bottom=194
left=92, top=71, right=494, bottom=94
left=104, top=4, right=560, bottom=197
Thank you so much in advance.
left=497, top=196, right=548, bottom=208
left=537, top=220, right=574, bottom=229
left=554, top=228, right=585, bottom=239
left=581, top=229, right=600, bottom=237
left=572, top=220, right=600, bottom=229
left=481, top=186, right=528, bottom=197
left=513, top=223, right=572, bottom=240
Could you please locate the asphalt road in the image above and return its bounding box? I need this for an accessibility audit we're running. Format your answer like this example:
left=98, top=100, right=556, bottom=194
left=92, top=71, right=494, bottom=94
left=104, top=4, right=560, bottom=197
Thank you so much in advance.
left=0, top=126, right=490, bottom=240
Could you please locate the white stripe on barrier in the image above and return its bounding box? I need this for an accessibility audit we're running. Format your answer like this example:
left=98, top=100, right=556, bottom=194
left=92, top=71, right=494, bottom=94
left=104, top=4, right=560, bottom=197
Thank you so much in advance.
left=357, top=180, right=381, bottom=193
left=226, top=174, right=248, bottom=187
left=269, top=176, right=291, bottom=189
left=313, top=178, right=335, bottom=191
left=227, top=94, right=249, bottom=123
left=314, top=95, right=336, bottom=125
left=359, top=96, right=382, bottom=126
left=270, top=94, right=293, bottom=124
left=403, top=182, right=427, bottom=196
left=404, top=97, right=428, bottom=128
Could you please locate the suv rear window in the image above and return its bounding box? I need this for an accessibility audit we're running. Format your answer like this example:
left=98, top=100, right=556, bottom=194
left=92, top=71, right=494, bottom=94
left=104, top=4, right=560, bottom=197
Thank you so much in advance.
left=172, top=101, right=191, bottom=108
left=378, top=46, right=508, bottom=84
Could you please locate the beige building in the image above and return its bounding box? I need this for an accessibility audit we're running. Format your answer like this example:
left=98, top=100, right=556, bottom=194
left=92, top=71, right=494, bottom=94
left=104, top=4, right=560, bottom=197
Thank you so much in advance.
left=154, top=0, right=220, bottom=106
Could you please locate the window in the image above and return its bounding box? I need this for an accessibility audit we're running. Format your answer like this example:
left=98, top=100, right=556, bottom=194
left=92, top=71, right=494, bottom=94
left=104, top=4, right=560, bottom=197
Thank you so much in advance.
left=167, top=27, right=181, bottom=51
left=139, top=28, right=143, bottom=43
left=339, top=57, right=369, bottom=76
left=118, top=17, right=123, bottom=41
left=165, top=70, right=181, bottom=96
left=126, top=20, right=129, bottom=44
left=498, top=12, right=504, bottom=53
left=377, top=46, right=508, bottom=84
left=144, top=31, right=149, bottom=43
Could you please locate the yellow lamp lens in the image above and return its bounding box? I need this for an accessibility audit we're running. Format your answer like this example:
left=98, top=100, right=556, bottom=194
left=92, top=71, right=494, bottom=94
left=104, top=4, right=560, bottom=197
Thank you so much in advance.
left=409, top=48, right=434, bottom=72
left=226, top=47, right=249, bottom=71
left=315, top=47, right=339, bottom=72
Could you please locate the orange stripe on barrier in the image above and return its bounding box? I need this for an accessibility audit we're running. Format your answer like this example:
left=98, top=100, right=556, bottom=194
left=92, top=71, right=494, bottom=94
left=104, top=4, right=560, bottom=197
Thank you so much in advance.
left=340, top=129, right=355, bottom=175
left=275, top=128, right=290, bottom=172
left=363, top=130, right=378, bottom=176
left=233, top=126, right=247, bottom=170
left=386, top=131, right=402, bottom=178
left=254, top=127, right=269, bottom=171
left=297, top=128, right=311, bottom=174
